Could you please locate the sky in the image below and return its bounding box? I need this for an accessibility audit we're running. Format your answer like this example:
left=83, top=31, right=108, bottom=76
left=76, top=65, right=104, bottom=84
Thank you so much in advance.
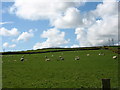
left=0, top=0, right=119, bottom=52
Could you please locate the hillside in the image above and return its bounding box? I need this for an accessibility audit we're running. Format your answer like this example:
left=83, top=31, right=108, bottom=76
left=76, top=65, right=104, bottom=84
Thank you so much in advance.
left=2, top=46, right=119, bottom=88
left=1, top=46, right=120, bottom=55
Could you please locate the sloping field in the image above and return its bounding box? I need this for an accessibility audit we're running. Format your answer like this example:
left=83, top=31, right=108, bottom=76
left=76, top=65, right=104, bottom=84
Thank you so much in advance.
left=2, top=49, right=118, bottom=88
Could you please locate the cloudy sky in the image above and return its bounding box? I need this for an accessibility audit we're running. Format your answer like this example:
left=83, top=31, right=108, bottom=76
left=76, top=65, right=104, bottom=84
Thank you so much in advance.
left=0, top=0, right=119, bottom=52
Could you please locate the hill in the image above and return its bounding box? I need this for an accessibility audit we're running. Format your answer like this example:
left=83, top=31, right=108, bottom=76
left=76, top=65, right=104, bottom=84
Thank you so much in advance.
left=1, top=46, right=120, bottom=55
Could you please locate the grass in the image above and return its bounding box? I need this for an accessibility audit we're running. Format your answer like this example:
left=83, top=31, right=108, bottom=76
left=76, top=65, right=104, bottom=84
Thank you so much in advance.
left=2, top=49, right=118, bottom=88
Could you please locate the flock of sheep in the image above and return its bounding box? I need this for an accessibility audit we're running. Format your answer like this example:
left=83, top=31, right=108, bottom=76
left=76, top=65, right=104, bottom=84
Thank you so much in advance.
left=43, top=53, right=117, bottom=62
left=19, top=52, right=118, bottom=62
left=44, top=55, right=64, bottom=61
left=1, top=51, right=118, bottom=63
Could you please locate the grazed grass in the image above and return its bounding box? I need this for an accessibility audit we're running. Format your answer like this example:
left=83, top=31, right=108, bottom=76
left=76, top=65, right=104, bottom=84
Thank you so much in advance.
left=2, top=49, right=118, bottom=88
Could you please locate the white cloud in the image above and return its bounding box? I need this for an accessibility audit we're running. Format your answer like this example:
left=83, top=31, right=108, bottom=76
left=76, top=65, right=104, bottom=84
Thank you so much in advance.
left=93, top=0, right=118, bottom=17
left=33, top=28, right=69, bottom=49
left=64, top=46, right=69, bottom=48
left=75, top=28, right=92, bottom=47
left=9, top=44, right=16, bottom=48
left=3, top=42, right=9, bottom=47
left=17, top=30, right=34, bottom=41
left=9, top=0, right=103, bottom=30
left=9, top=0, right=86, bottom=29
left=10, top=0, right=82, bottom=20
left=3, top=42, right=16, bottom=48
left=0, top=22, right=13, bottom=25
left=0, top=27, right=20, bottom=36
left=75, top=0, right=118, bottom=47
left=9, top=0, right=118, bottom=47
left=52, top=7, right=83, bottom=29
left=12, top=39, right=16, bottom=42
left=88, top=17, right=118, bottom=46
left=71, top=44, right=80, bottom=48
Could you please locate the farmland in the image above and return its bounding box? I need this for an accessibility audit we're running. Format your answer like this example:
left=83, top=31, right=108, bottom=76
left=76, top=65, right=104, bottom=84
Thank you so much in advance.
left=2, top=47, right=119, bottom=88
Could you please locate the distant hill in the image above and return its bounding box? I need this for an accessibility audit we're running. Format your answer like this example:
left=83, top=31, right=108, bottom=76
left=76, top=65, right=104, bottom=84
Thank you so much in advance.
left=1, top=46, right=119, bottom=55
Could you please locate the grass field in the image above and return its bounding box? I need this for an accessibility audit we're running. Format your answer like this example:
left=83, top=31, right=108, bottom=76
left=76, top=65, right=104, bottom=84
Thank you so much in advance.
left=2, top=48, right=118, bottom=88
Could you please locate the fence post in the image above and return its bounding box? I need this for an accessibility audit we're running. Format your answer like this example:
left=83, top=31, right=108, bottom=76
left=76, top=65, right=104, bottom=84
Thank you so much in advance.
left=102, top=79, right=111, bottom=90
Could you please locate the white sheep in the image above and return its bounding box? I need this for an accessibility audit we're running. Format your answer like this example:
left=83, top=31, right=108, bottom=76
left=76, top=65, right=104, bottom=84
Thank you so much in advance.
left=45, top=58, right=50, bottom=61
left=75, top=56, right=80, bottom=60
left=60, top=57, right=64, bottom=60
left=98, top=52, right=105, bottom=56
left=59, top=56, right=62, bottom=58
left=58, top=56, right=64, bottom=61
left=112, top=56, right=117, bottom=59
left=45, top=56, right=47, bottom=58
left=98, top=53, right=101, bottom=55
left=87, top=54, right=90, bottom=56
left=14, top=60, right=17, bottom=62
left=20, top=57, right=24, bottom=61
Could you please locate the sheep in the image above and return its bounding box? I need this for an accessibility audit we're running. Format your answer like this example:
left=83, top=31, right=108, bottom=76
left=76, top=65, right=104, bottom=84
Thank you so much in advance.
left=75, top=56, right=80, bottom=60
left=45, top=56, right=47, bottom=58
left=112, top=56, right=117, bottom=59
left=45, top=58, right=50, bottom=61
left=20, top=57, right=24, bottom=61
left=75, top=58, right=79, bottom=60
left=14, top=60, right=17, bottom=62
left=98, top=53, right=101, bottom=55
left=59, top=56, right=62, bottom=58
left=58, top=56, right=64, bottom=61
left=87, top=54, right=90, bottom=56
left=44, top=56, right=51, bottom=61
left=51, top=55, right=54, bottom=57
left=98, top=53, right=105, bottom=56
left=60, top=57, right=64, bottom=60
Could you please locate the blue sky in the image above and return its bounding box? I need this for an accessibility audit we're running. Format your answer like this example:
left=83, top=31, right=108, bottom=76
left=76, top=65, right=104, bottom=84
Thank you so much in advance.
left=0, top=0, right=118, bottom=52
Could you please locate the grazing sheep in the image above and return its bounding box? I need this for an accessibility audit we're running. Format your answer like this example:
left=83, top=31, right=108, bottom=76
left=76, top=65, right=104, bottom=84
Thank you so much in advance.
left=87, top=54, right=90, bottom=56
left=45, top=58, right=50, bottom=61
left=59, top=56, right=62, bottom=58
left=113, top=56, right=117, bottom=59
left=75, top=56, right=80, bottom=60
left=58, top=56, right=64, bottom=61
left=99, top=53, right=105, bottom=56
left=20, top=57, right=24, bottom=61
left=51, top=55, right=54, bottom=57
left=14, top=60, right=16, bottom=62
left=98, top=53, right=101, bottom=55
left=45, top=56, right=47, bottom=58
left=60, top=57, right=64, bottom=60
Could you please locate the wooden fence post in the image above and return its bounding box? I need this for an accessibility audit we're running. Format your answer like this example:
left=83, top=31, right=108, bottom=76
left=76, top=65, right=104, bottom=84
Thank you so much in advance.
left=102, top=79, right=111, bottom=90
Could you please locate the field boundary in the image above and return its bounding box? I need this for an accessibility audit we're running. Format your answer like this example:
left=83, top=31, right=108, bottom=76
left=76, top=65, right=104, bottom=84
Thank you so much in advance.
left=1, top=48, right=101, bottom=55
left=1, top=46, right=119, bottom=55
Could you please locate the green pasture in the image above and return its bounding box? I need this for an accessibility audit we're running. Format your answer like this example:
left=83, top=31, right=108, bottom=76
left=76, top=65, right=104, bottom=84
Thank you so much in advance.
left=2, top=49, right=118, bottom=88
